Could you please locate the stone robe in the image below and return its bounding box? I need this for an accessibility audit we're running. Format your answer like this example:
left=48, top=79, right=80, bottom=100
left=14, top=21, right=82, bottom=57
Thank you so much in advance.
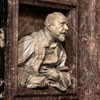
left=18, top=30, right=71, bottom=91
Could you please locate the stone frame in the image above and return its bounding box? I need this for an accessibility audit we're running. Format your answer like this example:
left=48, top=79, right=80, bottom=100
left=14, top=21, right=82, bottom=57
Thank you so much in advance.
left=5, top=0, right=78, bottom=100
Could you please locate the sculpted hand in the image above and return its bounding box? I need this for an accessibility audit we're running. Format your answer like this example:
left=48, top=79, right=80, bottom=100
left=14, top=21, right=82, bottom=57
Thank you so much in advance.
left=26, top=75, right=49, bottom=88
left=40, top=67, right=60, bottom=81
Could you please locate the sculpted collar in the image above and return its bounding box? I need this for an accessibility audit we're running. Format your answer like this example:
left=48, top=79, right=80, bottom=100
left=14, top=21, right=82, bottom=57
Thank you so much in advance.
left=40, top=30, right=57, bottom=48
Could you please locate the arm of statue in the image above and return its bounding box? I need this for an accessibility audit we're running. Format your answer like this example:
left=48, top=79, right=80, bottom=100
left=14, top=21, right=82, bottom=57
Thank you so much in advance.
left=18, top=33, right=45, bottom=73
left=40, top=65, right=71, bottom=91
left=26, top=75, right=49, bottom=88
left=51, top=50, right=71, bottom=91
left=18, top=34, right=48, bottom=88
left=42, top=50, right=71, bottom=92
left=18, top=35, right=35, bottom=64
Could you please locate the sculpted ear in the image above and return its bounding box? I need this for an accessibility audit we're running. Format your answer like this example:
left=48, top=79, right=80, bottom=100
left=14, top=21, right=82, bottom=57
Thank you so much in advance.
left=48, top=24, right=52, bottom=30
left=44, top=20, right=55, bottom=31
left=48, top=24, right=55, bottom=31
left=45, top=23, right=52, bottom=31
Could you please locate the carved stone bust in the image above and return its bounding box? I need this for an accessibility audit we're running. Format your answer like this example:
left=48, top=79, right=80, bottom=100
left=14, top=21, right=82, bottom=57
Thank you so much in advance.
left=18, top=12, right=71, bottom=92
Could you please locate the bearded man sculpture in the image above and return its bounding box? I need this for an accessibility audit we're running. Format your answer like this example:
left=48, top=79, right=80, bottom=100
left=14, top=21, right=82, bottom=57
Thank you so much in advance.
left=18, top=12, right=71, bottom=92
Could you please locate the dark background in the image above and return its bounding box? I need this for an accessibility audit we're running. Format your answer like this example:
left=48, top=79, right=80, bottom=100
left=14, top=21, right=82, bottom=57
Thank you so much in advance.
left=0, top=0, right=7, bottom=97
left=0, top=0, right=7, bottom=79
left=0, top=0, right=7, bottom=28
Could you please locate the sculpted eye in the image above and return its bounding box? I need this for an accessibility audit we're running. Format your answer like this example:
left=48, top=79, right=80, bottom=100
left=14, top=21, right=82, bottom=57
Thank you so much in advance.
left=59, top=22, right=65, bottom=27
left=60, top=22, right=65, bottom=25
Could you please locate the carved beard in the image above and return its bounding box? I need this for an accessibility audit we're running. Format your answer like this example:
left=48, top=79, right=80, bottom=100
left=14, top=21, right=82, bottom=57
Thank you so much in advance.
left=58, top=34, right=65, bottom=41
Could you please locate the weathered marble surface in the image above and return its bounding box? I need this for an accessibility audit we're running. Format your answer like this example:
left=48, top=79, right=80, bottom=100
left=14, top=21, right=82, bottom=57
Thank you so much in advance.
left=5, top=0, right=78, bottom=100
left=18, top=12, right=71, bottom=92
left=78, top=0, right=100, bottom=100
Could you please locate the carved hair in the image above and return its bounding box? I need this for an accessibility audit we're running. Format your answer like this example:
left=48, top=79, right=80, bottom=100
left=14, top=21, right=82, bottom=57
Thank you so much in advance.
left=44, top=12, right=66, bottom=27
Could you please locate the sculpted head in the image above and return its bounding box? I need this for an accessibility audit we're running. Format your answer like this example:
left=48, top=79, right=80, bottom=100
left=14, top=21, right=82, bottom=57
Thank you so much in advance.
left=44, top=12, right=68, bottom=41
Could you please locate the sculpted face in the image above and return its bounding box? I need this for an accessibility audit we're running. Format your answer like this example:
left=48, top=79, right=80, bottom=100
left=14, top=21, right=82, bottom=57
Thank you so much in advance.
left=46, top=13, right=68, bottom=41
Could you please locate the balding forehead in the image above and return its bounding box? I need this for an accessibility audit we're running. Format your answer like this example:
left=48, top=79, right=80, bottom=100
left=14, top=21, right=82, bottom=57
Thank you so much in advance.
left=57, top=16, right=68, bottom=23
left=56, top=14, right=67, bottom=20
left=45, top=12, right=67, bottom=25
left=51, top=14, right=68, bottom=25
left=49, top=12, right=66, bottom=20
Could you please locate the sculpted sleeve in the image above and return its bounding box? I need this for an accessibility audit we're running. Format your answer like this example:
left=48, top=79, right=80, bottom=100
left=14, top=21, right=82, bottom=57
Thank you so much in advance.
left=55, top=47, right=71, bottom=91
left=18, top=35, right=35, bottom=64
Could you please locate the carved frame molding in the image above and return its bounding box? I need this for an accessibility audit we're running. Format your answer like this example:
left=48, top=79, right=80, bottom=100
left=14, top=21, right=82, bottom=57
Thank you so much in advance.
left=5, top=0, right=78, bottom=100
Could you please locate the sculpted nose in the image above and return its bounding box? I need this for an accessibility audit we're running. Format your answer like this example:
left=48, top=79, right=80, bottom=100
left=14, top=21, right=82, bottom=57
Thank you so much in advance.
left=64, top=24, right=68, bottom=30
